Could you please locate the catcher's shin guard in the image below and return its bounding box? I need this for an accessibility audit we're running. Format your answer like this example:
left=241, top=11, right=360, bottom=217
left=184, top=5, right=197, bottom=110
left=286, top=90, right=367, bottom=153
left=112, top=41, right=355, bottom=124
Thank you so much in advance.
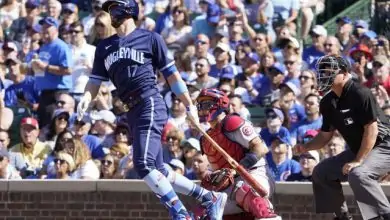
left=231, top=181, right=278, bottom=219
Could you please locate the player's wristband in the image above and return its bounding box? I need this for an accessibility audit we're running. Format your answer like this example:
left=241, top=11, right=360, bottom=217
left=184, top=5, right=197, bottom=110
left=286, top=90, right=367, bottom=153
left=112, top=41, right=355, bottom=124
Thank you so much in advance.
left=171, top=80, right=188, bottom=96
left=239, top=152, right=259, bottom=169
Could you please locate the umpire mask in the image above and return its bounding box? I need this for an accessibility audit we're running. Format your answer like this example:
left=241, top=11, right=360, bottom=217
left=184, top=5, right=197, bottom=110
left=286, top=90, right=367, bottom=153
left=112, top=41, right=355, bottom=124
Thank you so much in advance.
left=315, top=55, right=343, bottom=93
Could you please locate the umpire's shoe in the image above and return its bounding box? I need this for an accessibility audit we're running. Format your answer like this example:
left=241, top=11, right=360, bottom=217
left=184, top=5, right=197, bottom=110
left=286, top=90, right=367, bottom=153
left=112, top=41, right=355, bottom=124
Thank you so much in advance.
left=201, top=192, right=228, bottom=220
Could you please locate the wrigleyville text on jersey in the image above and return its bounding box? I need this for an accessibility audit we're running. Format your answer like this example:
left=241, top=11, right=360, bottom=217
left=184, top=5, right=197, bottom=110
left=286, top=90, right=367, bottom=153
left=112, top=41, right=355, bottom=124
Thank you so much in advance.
left=104, top=47, right=145, bottom=71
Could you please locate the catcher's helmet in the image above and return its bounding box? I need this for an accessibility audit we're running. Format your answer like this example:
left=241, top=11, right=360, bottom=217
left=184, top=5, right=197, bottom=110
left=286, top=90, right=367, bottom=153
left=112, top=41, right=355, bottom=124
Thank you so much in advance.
left=196, top=88, right=229, bottom=123
left=315, top=55, right=350, bottom=92
left=102, top=0, right=139, bottom=21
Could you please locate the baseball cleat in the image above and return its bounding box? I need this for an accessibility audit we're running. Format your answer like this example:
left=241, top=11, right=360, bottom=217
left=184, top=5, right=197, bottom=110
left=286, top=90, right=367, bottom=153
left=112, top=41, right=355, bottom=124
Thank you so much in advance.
left=201, top=192, right=228, bottom=220
left=172, top=209, right=193, bottom=220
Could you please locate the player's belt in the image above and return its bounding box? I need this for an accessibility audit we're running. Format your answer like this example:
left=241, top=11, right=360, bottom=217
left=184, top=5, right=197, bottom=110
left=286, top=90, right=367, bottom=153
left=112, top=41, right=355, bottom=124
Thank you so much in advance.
left=123, top=96, right=142, bottom=112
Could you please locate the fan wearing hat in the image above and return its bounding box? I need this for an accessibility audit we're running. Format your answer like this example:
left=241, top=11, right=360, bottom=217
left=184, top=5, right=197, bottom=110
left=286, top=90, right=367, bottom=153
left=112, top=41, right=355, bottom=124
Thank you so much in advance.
left=32, top=15, right=73, bottom=128
left=40, top=109, right=70, bottom=149
left=4, top=53, right=39, bottom=110
left=181, top=138, right=200, bottom=179
left=349, top=43, right=373, bottom=84
left=257, top=63, right=285, bottom=107
left=302, top=25, right=327, bottom=68
left=72, top=113, right=105, bottom=160
left=169, top=158, right=185, bottom=175
left=286, top=150, right=319, bottom=182
left=192, top=2, right=221, bottom=38
left=260, top=107, right=292, bottom=147
left=266, top=135, right=301, bottom=181
left=9, top=117, right=51, bottom=178
left=62, top=3, right=79, bottom=25
left=209, top=42, right=235, bottom=78
left=335, top=16, right=353, bottom=50
left=238, top=52, right=262, bottom=95
left=279, top=81, right=306, bottom=130
left=353, top=19, right=369, bottom=38
left=90, top=110, right=117, bottom=149
left=365, top=55, right=390, bottom=95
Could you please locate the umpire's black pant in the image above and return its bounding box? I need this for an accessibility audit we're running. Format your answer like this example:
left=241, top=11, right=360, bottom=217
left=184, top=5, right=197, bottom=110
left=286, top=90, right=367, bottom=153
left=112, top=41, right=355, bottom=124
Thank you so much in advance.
left=312, top=140, right=390, bottom=220
left=37, top=89, right=68, bottom=128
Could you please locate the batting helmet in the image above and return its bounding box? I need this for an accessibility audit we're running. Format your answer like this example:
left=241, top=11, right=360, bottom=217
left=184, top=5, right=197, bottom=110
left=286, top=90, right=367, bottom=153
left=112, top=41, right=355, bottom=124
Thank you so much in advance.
left=315, top=55, right=350, bottom=92
left=102, top=0, right=139, bottom=20
left=196, top=88, right=229, bottom=122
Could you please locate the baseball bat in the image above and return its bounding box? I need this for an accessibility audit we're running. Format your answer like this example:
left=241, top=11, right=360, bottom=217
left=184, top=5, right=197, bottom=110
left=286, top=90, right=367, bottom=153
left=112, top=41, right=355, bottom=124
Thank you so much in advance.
left=191, top=120, right=268, bottom=197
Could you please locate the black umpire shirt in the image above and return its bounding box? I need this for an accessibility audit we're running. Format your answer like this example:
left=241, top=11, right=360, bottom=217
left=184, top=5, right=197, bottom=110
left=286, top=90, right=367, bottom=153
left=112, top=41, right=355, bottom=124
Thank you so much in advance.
left=320, top=79, right=390, bottom=154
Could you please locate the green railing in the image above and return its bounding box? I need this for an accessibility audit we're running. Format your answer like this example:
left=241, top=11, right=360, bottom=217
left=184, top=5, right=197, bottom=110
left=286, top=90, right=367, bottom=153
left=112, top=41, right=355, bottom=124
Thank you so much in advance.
left=322, top=0, right=371, bottom=36
left=303, top=0, right=371, bottom=45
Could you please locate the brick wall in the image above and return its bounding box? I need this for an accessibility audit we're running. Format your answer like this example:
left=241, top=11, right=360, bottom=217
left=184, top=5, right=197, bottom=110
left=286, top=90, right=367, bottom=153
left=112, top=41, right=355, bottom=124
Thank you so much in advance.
left=0, top=181, right=385, bottom=220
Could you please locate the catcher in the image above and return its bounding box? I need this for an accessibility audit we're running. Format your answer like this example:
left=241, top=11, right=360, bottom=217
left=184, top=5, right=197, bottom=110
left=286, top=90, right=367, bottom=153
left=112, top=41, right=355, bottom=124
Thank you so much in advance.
left=193, top=88, right=281, bottom=220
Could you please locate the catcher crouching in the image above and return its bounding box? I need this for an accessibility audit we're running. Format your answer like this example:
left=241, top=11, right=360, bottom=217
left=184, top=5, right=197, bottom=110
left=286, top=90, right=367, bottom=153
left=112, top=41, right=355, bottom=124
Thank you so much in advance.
left=193, top=88, right=281, bottom=220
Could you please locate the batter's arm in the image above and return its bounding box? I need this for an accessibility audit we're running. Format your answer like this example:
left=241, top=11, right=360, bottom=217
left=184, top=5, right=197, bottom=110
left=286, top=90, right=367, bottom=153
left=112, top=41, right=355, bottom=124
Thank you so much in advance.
left=166, top=72, right=193, bottom=107
left=354, top=120, right=378, bottom=163
left=304, top=130, right=334, bottom=151
left=248, top=137, right=269, bottom=158
left=81, top=79, right=102, bottom=103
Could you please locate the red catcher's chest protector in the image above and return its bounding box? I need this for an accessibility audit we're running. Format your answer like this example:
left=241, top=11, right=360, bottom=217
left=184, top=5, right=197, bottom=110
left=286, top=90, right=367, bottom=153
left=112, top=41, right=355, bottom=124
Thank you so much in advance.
left=201, top=114, right=246, bottom=170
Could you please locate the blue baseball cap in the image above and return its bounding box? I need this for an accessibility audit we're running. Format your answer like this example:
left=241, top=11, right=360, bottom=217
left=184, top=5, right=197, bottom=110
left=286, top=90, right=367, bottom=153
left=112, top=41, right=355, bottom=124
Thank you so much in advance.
left=220, top=66, right=235, bottom=80
left=246, top=52, right=260, bottom=64
left=265, top=108, right=284, bottom=122
left=39, top=16, right=59, bottom=28
left=269, top=62, right=286, bottom=75
left=62, top=3, right=77, bottom=13
left=362, top=30, right=377, bottom=39
left=271, top=135, right=290, bottom=145
left=52, top=109, right=70, bottom=119
left=25, top=0, right=40, bottom=8
left=31, top=24, right=42, bottom=33
left=354, top=20, right=369, bottom=29
left=336, top=16, right=351, bottom=24
left=207, top=4, right=220, bottom=24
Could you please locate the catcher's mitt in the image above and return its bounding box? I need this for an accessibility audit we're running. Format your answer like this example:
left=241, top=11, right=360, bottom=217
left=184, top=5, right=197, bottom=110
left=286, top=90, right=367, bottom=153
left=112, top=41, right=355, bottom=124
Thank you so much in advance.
left=201, top=168, right=235, bottom=192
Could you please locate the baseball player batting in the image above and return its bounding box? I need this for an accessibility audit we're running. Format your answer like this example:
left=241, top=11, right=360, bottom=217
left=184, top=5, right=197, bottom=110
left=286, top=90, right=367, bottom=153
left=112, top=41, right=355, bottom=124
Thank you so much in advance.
left=76, top=0, right=227, bottom=219
left=193, top=88, right=281, bottom=220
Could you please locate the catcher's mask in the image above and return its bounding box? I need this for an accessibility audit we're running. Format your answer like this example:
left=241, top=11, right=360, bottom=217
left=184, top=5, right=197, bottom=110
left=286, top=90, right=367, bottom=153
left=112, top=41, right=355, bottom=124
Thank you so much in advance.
left=315, top=55, right=349, bottom=93
left=196, top=88, right=229, bottom=123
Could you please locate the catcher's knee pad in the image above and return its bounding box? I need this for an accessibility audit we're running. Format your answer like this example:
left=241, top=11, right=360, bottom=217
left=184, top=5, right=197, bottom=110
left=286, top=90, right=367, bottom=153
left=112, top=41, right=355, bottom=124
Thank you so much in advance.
left=231, top=181, right=277, bottom=219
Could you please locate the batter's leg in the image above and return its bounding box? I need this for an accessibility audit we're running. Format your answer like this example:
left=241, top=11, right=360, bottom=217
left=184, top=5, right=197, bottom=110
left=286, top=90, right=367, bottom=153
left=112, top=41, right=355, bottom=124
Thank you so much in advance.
left=163, top=160, right=228, bottom=220
left=130, top=97, right=189, bottom=219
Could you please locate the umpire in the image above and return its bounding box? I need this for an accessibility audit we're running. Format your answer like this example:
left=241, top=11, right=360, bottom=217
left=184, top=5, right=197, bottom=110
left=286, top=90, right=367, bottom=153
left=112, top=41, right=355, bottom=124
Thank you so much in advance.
left=295, top=55, right=390, bottom=220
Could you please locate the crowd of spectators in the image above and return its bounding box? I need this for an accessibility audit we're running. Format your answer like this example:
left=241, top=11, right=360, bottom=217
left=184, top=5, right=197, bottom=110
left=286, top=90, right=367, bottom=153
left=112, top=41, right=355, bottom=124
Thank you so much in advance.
left=0, top=0, right=388, bottom=183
